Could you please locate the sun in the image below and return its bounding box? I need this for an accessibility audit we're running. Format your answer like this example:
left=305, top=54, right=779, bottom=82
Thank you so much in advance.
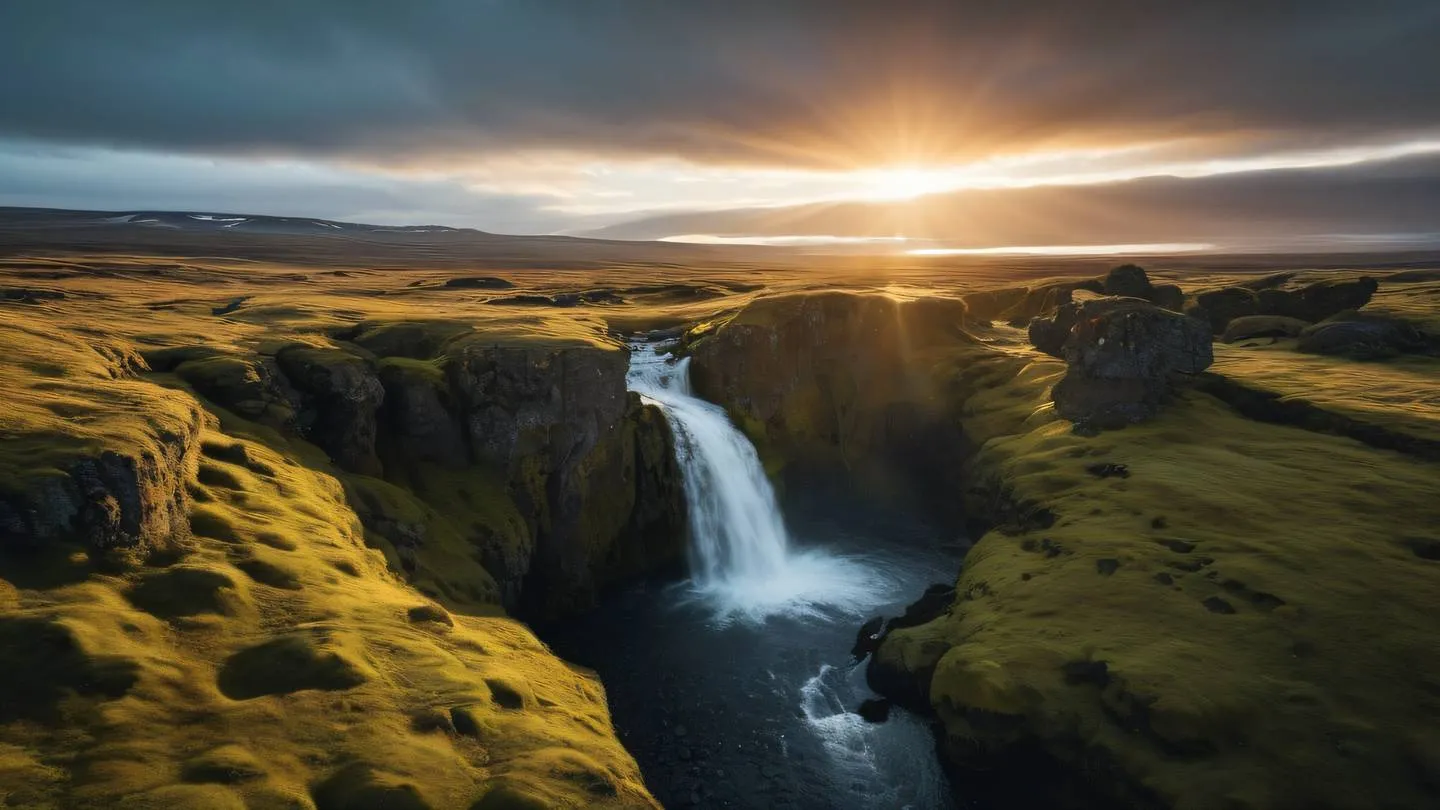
left=857, top=166, right=961, bottom=201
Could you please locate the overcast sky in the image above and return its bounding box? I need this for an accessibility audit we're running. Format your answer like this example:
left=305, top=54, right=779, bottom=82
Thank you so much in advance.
left=4, top=1, right=1439, bottom=243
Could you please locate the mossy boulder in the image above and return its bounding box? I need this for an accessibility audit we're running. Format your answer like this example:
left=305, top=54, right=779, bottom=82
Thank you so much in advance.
left=1101, top=264, right=1155, bottom=299
left=181, top=744, right=268, bottom=784
left=1192, top=276, right=1380, bottom=334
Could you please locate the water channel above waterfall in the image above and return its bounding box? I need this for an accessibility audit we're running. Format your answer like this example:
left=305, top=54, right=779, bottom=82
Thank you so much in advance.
left=541, top=342, right=967, bottom=809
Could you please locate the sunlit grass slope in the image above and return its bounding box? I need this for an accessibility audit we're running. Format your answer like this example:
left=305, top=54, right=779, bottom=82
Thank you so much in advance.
left=0, top=266, right=662, bottom=807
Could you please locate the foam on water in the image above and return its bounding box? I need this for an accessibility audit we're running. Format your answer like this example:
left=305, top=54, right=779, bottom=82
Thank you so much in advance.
left=800, top=664, right=953, bottom=809
left=627, top=342, right=894, bottom=623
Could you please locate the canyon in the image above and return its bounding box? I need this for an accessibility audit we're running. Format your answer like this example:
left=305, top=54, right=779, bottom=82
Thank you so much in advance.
left=2, top=231, right=1439, bottom=808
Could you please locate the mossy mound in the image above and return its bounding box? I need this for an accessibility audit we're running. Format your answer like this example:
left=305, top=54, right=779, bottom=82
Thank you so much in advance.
left=125, top=564, right=249, bottom=619
left=180, top=744, right=268, bottom=784
left=311, top=762, right=434, bottom=810
left=217, top=633, right=370, bottom=700
left=117, top=783, right=248, bottom=810
left=0, top=615, right=139, bottom=723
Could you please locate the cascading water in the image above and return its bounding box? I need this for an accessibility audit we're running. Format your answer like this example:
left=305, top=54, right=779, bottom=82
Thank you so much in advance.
left=627, top=341, right=892, bottom=622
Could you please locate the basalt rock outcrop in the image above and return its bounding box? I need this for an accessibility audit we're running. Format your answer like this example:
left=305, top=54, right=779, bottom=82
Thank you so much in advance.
left=1047, top=299, right=1213, bottom=429
left=2, top=333, right=206, bottom=560
left=960, top=266, right=1184, bottom=329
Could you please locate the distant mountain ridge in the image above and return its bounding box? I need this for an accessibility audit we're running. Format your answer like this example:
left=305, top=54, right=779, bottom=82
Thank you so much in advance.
left=0, top=205, right=769, bottom=271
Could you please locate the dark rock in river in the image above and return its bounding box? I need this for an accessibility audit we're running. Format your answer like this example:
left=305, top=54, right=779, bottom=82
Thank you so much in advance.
left=852, top=616, right=886, bottom=661
left=866, top=585, right=957, bottom=713
left=890, top=583, right=956, bottom=631
left=856, top=698, right=892, bottom=723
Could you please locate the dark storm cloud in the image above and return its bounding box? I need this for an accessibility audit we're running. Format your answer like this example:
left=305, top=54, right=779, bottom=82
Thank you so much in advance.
left=3, top=1, right=1439, bottom=167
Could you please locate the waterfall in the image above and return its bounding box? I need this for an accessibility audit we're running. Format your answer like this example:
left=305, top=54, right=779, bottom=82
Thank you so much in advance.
left=628, top=342, right=891, bottom=622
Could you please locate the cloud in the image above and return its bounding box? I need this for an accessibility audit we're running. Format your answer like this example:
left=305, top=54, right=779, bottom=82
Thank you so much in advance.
left=3, top=1, right=1439, bottom=168
left=586, top=152, right=1440, bottom=246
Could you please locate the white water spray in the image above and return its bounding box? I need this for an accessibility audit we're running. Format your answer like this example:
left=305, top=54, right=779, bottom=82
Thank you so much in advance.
left=628, top=342, right=893, bottom=622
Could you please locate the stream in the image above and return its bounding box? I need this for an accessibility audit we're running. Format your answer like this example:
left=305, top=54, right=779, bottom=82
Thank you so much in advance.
left=542, top=343, right=966, bottom=809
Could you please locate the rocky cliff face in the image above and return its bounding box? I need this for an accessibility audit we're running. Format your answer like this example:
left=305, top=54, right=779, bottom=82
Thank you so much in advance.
left=133, top=322, right=686, bottom=618
left=445, top=344, right=684, bottom=616
left=687, top=292, right=977, bottom=525
left=2, top=336, right=206, bottom=562
left=172, top=330, right=687, bottom=618
left=0, top=417, right=203, bottom=558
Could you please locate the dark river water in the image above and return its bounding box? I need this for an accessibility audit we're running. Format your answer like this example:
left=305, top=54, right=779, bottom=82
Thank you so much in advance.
left=542, top=495, right=971, bottom=809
